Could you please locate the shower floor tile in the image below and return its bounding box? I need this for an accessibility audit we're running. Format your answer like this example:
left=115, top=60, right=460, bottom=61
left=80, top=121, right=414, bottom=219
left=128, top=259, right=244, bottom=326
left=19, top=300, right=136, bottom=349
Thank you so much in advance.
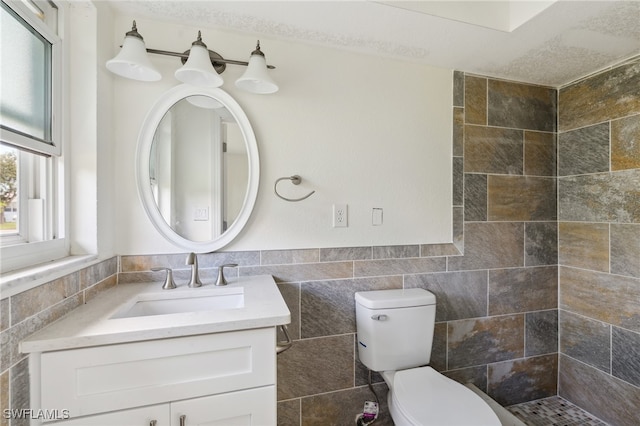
left=507, top=396, right=609, bottom=426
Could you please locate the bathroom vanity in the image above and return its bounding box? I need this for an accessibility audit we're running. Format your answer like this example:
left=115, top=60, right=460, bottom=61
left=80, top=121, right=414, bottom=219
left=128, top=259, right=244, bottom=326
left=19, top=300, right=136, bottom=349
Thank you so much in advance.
left=20, top=275, right=290, bottom=425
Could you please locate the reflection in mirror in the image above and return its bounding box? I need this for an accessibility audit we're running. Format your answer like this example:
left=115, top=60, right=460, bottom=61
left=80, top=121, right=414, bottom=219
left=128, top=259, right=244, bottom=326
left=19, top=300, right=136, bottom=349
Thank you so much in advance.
left=150, top=97, right=249, bottom=242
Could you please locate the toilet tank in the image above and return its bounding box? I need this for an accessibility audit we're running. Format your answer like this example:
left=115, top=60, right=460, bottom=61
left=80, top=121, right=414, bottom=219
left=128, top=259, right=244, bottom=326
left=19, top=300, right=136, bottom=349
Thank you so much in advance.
left=355, top=288, right=436, bottom=372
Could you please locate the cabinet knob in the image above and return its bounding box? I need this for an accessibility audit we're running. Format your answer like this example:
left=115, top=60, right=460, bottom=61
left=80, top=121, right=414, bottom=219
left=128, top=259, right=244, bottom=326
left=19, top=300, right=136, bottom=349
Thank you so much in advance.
left=179, top=414, right=186, bottom=426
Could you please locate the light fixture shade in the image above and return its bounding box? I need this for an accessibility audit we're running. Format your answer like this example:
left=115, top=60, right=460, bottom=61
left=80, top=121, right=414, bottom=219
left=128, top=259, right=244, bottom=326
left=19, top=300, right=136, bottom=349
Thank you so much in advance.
left=106, top=29, right=161, bottom=82
left=235, top=42, right=278, bottom=94
left=175, top=43, right=223, bottom=87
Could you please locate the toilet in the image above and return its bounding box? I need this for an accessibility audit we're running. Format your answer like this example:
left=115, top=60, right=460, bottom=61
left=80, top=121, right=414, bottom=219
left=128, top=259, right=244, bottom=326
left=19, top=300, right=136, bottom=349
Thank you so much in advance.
left=355, top=288, right=501, bottom=426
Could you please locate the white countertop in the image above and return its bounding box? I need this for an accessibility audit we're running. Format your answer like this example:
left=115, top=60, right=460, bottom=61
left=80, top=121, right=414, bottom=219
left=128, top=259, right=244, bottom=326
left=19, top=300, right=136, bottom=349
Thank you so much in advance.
left=20, top=275, right=291, bottom=353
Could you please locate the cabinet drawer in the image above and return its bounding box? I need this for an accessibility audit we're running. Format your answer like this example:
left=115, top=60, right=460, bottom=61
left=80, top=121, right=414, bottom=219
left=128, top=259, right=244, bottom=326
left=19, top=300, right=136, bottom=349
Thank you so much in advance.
left=39, top=328, right=275, bottom=418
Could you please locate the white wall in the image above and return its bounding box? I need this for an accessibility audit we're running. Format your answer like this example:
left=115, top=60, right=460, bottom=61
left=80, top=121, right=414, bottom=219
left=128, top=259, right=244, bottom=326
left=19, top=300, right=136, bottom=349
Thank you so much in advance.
left=107, top=14, right=453, bottom=254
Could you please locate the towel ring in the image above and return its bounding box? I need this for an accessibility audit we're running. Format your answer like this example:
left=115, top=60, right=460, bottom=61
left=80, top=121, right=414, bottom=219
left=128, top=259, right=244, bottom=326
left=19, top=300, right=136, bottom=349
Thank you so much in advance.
left=274, top=175, right=315, bottom=202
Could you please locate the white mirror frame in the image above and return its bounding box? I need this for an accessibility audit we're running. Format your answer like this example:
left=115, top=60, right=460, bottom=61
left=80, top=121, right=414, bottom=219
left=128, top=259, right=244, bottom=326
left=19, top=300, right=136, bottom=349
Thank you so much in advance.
left=135, top=84, right=259, bottom=252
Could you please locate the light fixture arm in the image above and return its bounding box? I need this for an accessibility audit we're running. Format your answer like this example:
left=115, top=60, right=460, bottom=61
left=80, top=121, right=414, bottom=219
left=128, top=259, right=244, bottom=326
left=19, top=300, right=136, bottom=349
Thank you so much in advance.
left=144, top=44, right=276, bottom=74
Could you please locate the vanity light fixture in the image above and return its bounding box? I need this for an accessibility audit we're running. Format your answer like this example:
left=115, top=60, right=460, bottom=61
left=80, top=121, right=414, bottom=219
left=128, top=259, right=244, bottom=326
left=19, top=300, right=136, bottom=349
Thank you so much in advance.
left=106, top=21, right=279, bottom=94
left=235, top=41, right=279, bottom=94
left=105, top=21, right=161, bottom=82
left=174, top=31, right=224, bottom=88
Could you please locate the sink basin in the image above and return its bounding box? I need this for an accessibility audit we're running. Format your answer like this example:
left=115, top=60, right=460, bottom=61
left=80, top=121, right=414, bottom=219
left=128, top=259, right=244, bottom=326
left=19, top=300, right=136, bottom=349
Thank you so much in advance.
left=110, top=288, right=244, bottom=319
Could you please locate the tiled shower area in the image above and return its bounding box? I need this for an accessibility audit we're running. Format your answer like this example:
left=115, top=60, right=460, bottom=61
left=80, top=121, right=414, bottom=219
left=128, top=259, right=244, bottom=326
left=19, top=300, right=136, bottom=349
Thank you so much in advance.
left=1, top=59, right=638, bottom=425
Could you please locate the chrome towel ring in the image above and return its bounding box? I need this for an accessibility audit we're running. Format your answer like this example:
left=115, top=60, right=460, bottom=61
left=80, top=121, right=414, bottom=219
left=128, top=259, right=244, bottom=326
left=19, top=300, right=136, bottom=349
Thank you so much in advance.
left=274, top=175, right=315, bottom=202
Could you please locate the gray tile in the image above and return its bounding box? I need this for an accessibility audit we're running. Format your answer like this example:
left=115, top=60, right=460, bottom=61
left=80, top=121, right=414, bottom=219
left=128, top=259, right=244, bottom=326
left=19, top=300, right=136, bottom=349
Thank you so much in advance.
left=464, top=125, right=524, bottom=175
left=240, top=261, right=353, bottom=283
left=464, top=173, right=487, bottom=222
left=371, top=245, right=419, bottom=259
left=488, top=80, right=557, bottom=132
left=488, top=176, right=556, bottom=221
left=453, top=71, right=465, bottom=108
left=301, top=277, right=401, bottom=338
left=0, top=299, right=8, bottom=333
left=301, top=384, right=393, bottom=426
left=559, top=60, right=640, bottom=132
left=452, top=206, right=464, bottom=250
left=277, top=399, right=300, bottom=426
left=559, top=222, right=609, bottom=273
left=558, top=168, right=640, bottom=223
left=558, top=123, right=610, bottom=176
left=261, top=249, right=319, bottom=265
left=612, top=326, right=640, bottom=387
left=449, top=222, right=525, bottom=271
left=524, top=131, right=557, bottom=177
left=353, top=257, right=445, bottom=278
left=526, top=310, right=558, bottom=357
left=611, top=113, right=640, bottom=171
left=278, top=283, right=300, bottom=340
left=611, top=224, right=640, bottom=278
left=11, top=273, right=80, bottom=325
left=444, top=366, right=488, bottom=393
left=488, top=354, right=558, bottom=406
left=79, top=257, right=118, bottom=290
left=320, top=246, right=371, bottom=262
left=448, top=315, right=524, bottom=369
left=453, top=157, right=464, bottom=206
left=453, top=107, right=464, bottom=156
left=430, top=322, right=447, bottom=371
left=10, top=358, right=29, bottom=426
left=1, top=370, right=7, bottom=426
left=489, top=267, right=557, bottom=315
left=277, top=335, right=354, bottom=400
left=525, top=222, right=558, bottom=266
left=560, top=266, right=640, bottom=333
left=420, top=243, right=462, bottom=257
left=559, top=354, right=640, bottom=426
left=465, top=75, right=487, bottom=125
left=405, top=271, right=488, bottom=321
left=560, top=310, right=611, bottom=373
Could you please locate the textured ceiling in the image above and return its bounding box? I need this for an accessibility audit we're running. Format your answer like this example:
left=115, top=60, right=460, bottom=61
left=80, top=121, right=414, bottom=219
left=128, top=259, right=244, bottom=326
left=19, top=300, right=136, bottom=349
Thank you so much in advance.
left=107, top=0, right=640, bottom=87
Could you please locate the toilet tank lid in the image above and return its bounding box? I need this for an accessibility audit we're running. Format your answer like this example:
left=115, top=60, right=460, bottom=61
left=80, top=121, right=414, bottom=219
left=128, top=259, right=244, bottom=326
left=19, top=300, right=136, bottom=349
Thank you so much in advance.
left=355, top=288, right=436, bottom=309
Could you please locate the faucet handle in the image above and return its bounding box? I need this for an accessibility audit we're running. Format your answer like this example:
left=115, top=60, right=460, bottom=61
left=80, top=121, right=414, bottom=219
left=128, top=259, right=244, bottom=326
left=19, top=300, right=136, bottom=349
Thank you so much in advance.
left=215, top=263, right=238, bottom=286
left=151, top=267, right=177, bottom=290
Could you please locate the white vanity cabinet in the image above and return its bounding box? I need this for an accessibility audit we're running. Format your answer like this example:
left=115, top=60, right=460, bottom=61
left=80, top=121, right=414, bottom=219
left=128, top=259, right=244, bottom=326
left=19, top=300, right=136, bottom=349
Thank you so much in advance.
left=31, top=328, right=277, bottom=426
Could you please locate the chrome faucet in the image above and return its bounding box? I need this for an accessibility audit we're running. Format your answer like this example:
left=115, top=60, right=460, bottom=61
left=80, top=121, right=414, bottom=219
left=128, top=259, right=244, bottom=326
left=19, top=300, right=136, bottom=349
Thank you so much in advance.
left=215, top=263, right=238, bottom=286
left=186, top=252, right=202, bottom=287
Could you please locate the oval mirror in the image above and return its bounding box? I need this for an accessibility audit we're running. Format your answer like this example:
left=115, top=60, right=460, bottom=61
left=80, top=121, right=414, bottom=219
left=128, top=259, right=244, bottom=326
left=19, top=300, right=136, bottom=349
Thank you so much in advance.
left=136, top=84, right=259, bottom=252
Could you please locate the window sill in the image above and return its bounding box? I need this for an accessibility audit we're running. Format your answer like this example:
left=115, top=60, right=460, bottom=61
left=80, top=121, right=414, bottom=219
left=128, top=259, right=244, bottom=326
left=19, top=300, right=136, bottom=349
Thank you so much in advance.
left=0, top=254, right=100, bottom=299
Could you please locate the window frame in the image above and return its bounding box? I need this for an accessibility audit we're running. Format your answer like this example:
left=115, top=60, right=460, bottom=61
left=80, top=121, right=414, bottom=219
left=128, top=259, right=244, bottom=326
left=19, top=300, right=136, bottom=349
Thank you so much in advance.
left=0, top=0, right=67, bottom=273
left=0, top=0, right=62, bottom=156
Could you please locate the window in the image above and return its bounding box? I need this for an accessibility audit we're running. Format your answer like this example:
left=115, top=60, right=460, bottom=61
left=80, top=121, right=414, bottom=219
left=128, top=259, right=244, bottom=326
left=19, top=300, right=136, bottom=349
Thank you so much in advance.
left=0, top=0, right=65, bottom=272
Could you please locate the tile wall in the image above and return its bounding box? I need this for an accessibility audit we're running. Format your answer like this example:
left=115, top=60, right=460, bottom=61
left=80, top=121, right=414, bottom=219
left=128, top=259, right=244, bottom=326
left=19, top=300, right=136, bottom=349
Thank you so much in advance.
left=557, top=57, right=640, bottom=426
left=0, top=258, right=119, bottom=426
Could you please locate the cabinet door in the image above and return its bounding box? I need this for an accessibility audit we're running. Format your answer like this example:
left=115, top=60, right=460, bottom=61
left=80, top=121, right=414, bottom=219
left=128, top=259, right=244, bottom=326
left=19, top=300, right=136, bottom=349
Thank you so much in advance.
left=49, top=404, right=169, bottom=426
left=171, top=386, right=275, bottom=426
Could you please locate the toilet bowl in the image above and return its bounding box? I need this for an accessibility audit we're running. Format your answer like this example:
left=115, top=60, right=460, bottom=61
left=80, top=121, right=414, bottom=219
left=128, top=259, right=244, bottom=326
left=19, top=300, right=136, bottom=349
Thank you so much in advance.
left=382, top=367, right=500, bottom=425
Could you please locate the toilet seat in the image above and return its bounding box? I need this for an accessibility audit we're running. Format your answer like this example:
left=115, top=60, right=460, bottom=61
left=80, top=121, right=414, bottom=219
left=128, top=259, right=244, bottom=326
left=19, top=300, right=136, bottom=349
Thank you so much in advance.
left=385, top=367, right=501, bottom=426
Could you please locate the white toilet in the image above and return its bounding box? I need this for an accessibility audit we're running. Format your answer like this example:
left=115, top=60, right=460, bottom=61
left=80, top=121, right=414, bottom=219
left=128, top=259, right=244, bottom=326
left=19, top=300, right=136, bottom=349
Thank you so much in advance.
left=355, top=288, right=501, bottom=426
